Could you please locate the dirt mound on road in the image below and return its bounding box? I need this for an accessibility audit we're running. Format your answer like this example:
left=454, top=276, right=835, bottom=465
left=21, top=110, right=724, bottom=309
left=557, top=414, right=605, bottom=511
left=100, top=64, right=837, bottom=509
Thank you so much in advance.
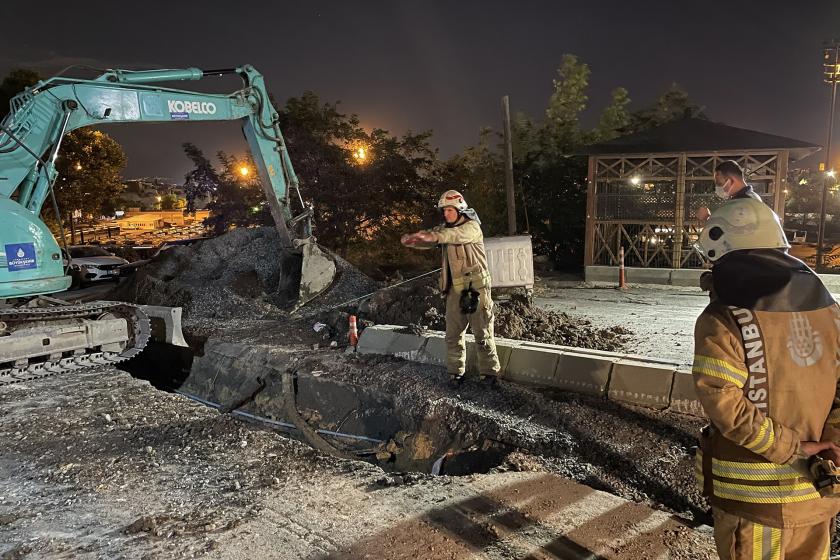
left=362, top=278, right=630, bottom=352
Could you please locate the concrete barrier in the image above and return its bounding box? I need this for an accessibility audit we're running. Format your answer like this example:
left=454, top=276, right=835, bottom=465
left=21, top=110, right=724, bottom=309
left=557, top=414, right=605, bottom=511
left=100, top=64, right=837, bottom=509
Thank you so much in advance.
left=466, top=338, right=518, bottom=377
left=668, top=370, right=705, bottom=417
left=504, top=346, right=562, bottom=386
left=386, top=331, right=428, bottom=361
left=417, top=332, right=447, bottom=366
left=607, top=359, right=676, bottom=410
left=518, top=341, right=627, bottom=360
left=584, top=265, right=840, bottom=292
left=357, top=325, right=401, bottom=354
left=584, top=266, right=704, bottom=288
left=356, top=325, right=700, bottom=413
left=554, top=351, right=617, bottom=396
left=356, top=325, right=427, bottom=360
left=670, top=269, right=703, bottom=288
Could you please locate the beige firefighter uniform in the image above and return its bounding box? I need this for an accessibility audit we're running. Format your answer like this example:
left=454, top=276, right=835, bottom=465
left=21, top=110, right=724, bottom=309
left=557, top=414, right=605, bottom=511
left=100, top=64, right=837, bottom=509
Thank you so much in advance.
left=404, top=218, right=500, bottom=378
left=711, top=507, right=831, bottom=560
left=692, top=300, right=840, bottom=558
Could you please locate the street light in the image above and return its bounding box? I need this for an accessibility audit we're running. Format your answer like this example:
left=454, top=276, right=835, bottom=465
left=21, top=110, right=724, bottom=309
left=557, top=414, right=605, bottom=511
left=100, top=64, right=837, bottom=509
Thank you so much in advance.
left=239, top=165, right=250, bottom=177
left=350, top=141, right=371, bottom=165
left=353, top=146, right=367, bottom=164
left=816, top=40, right=840, bottom=270
left=630, top=175, right=641, bottom=186
left=75, top=163, right=82, bottom=171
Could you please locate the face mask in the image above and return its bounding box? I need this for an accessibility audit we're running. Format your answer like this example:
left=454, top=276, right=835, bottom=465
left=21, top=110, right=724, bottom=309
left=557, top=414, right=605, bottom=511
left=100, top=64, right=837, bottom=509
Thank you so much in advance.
left=715, top=179, right=730, bottom=199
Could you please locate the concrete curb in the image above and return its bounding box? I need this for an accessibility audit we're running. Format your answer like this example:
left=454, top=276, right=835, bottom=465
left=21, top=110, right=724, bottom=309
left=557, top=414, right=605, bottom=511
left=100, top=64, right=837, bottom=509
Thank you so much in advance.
left=585, top=265, right=840, bottom=292
left=356, top=325, right=704, bottom=416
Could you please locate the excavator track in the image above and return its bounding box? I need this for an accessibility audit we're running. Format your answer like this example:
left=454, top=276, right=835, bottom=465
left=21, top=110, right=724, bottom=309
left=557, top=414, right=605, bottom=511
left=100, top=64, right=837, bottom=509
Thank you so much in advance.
left=0, top=301, right=150, bottom=386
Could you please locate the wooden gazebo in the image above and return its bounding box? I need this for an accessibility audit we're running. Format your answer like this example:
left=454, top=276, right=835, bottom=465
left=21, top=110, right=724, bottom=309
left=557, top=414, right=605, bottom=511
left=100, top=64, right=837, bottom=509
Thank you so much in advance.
left=584, top=118, right=819, bottom=275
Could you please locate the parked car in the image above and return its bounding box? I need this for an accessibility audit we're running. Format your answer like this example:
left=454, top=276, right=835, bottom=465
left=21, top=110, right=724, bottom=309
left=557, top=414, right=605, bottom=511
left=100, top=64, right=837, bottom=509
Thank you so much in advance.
left=117, top=237, right=210, bottom=274
left=62, top=245, right=129, bottom=287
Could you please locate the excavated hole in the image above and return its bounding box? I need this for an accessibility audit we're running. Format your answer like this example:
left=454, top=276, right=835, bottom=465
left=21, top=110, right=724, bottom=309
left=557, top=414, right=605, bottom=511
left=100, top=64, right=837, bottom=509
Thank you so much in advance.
left=120, top=341, right=520, bottom=478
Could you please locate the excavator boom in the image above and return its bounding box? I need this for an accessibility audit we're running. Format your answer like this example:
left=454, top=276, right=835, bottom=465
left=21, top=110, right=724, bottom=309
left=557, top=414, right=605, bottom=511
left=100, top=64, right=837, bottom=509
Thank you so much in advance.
left=0, top=65, right=336, bottom=381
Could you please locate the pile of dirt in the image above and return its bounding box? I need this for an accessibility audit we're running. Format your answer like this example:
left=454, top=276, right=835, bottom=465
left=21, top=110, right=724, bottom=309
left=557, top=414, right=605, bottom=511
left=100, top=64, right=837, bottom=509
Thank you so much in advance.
left=362, top=278, right=631, bottom=352
left=112, top=227, right=380, bottom=324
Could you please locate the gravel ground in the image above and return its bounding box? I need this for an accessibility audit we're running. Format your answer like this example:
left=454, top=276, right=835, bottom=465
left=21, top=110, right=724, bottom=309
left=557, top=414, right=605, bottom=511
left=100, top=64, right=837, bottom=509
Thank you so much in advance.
left=0, top=369, right=716, bottom=559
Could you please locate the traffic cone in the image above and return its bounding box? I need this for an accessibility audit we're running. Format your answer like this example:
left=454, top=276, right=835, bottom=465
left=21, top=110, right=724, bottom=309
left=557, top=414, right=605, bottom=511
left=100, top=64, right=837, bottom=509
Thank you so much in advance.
left=618, top=246, right=626, bottom=290
left=349, top=315, right=359, bottom=347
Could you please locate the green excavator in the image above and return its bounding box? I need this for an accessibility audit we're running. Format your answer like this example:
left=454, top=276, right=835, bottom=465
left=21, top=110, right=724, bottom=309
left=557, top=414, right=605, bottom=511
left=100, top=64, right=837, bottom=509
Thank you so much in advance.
left=0, top=65, right=337, bottom=384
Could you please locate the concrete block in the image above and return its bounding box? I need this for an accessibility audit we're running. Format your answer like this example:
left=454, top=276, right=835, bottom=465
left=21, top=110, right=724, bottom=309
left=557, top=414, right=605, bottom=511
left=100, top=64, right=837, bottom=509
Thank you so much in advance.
left=608, top=359, right=676, bottom=409
left=356, top=325, right=401, bottom=355
left=584, top=266, right=616, bottom=284
left=586, top=265, right=706, bottom=288
left=668, top=370, right=706, bottom=417
left=466, top=338, right=518, bottom=377
left=416, top=331, right=447, bottom=366
left=386, top=332, right=427, bottom=361
left=553, top=352, right=617, bottom=396
left=520, top=341, right=626, bottom=361
left=621, top=353, right=683, bottom=367
left=625, top=267, right=672, bottom=285
left=670, top=269, right=703, bottom=288
left=503, top=346, right=562, bottom=386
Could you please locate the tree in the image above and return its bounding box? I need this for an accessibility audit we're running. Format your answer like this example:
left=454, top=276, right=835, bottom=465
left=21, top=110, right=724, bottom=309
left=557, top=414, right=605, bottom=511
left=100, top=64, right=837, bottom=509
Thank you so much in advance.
left=544, top=54, right=591, bottom=152
left=159, top=194, right=178, bottom=211
left=784, top=169, right=840, bottom=235
left=182, top=142, right=220, bottom=213
left=53, top=129, right=127, bottom=240
left=0, top=69, right=41, bottom=120
left=449, top=56, right=705, bottom=268
left=182, top=91, right=442, bottom=276
left=596, top=87, right=631, bottom=142
left=627, top=83, right=706, bottom=134
left=441, top=128, right=506, bottom=236
left=277, top=92, right=440, bottom=272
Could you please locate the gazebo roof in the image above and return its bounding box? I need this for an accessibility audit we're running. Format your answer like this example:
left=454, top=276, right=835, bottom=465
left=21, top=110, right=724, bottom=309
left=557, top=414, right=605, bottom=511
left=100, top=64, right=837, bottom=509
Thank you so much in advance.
left=588, top=118, right=820, bottom=161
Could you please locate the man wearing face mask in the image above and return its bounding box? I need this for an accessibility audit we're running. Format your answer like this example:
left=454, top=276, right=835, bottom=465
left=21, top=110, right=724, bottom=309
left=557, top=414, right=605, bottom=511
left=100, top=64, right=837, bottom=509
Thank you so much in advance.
left=697, top=161, right=764, bottom=292
left=401, top=190, right=501, bottom=386
left=697, top=160, right=762, bottom=223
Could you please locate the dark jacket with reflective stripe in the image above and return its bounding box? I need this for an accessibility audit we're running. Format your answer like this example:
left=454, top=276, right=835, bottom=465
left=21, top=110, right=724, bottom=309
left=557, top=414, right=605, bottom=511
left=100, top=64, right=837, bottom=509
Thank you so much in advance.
left=693, top=249, right=840, bottom=527
left=732, top=184, right=763, bottom=202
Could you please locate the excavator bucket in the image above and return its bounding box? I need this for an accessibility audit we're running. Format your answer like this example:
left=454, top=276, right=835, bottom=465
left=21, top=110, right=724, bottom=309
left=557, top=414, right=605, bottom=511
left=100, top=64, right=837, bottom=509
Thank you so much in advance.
left=297, top=240, right=337, bottom=307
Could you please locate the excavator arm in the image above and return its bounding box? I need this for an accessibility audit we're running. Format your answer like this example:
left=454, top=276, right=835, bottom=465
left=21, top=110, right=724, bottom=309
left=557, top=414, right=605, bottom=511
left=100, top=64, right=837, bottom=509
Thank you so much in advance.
left=0, top=65, right=336, bottom=385
left=0, top=65, right=334, bottom=301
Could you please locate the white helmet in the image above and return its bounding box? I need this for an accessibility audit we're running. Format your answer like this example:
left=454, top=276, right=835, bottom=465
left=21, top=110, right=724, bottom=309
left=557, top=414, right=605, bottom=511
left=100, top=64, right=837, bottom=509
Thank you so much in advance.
left=437, top=190, right=468, bottom=211
left=698, top=199, right=789, bottom=262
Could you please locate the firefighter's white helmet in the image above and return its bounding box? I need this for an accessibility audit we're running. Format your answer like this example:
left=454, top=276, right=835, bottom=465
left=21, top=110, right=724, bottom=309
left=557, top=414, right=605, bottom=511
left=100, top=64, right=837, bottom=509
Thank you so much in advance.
left=437, top=190, right=468, bottom=211
left=698, top=199, right=789, bottom=262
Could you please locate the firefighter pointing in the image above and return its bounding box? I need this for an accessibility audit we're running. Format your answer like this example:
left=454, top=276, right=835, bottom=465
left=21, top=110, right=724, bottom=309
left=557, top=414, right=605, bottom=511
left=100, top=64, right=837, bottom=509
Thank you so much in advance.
left=401, top=190, right=500, bottom=385
left=694, top=197, right=840, bottom=559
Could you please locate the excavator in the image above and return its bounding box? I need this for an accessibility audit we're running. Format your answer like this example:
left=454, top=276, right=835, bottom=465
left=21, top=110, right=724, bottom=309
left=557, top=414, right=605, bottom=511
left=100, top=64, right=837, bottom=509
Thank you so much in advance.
left=0, top=65, right=337, bottom=384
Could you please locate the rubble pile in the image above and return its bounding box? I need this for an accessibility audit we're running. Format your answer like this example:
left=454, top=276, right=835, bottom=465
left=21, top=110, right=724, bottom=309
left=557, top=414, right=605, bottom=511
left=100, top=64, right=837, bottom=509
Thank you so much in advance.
left=362, top=278, right=631, bottom=352
left=113, top=227, right=380, bottom=323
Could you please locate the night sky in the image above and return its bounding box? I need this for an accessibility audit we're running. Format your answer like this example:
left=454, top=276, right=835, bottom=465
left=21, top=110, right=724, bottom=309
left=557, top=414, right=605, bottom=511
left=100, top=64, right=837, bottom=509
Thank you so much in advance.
left=2, top=0, right=839, bottom=181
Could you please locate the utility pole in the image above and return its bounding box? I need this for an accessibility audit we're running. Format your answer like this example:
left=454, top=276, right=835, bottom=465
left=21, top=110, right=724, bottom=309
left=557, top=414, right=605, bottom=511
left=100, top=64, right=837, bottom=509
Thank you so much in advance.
left=501, top=95, right=516, bottom=236
left=817, top=41, right=840, bottom=270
